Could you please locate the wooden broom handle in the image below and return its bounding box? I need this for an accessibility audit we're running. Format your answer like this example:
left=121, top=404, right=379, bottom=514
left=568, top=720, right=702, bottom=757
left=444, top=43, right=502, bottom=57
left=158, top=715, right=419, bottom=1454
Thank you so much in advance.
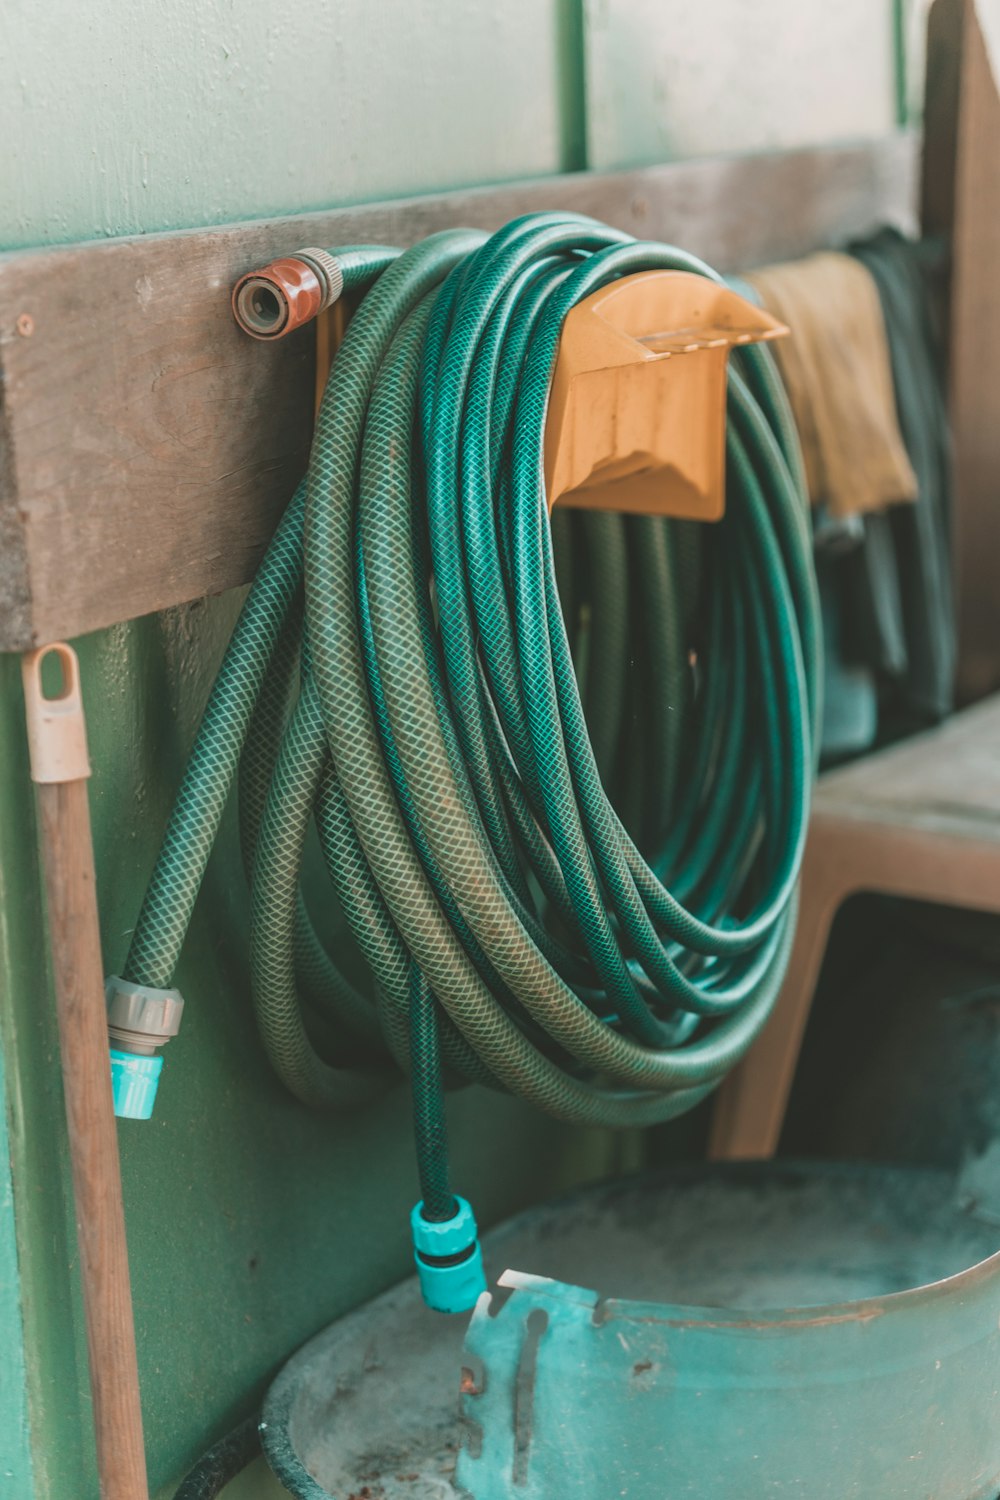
left=23, top=644, right=148, bottom=1500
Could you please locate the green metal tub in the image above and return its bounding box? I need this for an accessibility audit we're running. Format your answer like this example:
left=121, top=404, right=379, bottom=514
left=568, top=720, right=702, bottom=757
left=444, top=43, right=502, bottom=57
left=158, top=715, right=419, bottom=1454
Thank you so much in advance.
left=261, top=1162, right=1000, bottom=1499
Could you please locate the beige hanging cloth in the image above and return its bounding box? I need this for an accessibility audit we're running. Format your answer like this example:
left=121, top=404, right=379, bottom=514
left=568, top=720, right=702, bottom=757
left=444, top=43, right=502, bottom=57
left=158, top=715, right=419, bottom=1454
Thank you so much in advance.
left=746, top=252, right=918, bottom=517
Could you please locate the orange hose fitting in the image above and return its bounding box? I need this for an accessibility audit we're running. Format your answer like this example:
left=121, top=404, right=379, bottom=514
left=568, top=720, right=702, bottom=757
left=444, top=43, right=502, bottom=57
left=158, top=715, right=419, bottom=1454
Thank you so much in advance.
left=232, top=248, right=343, bottom=340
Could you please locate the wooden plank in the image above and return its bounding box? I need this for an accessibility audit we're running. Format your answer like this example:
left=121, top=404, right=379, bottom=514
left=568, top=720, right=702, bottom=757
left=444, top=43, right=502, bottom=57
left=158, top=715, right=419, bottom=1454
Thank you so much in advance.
left=922, top=0, right=1000, bottom=703
left=22, top=645, right=148, bottom=1500
left=813, top=689, right=1000, bottom=828
left=922, top=0, right=964, bottom=241
left=0, top=136, right=917, bottom=651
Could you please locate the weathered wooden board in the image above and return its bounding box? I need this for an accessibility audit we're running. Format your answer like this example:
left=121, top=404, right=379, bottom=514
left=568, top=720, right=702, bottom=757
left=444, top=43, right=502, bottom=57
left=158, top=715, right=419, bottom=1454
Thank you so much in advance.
left=924, top=0, right=1000, bottom=703
left=0, top=136, right=917, bottom=650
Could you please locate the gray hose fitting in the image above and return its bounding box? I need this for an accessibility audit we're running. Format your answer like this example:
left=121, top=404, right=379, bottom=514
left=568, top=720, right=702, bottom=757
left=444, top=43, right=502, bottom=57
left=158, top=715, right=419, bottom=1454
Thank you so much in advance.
left=106, top=976, right=184, bottom=1120
left=294, top=248, right=345, bottom=312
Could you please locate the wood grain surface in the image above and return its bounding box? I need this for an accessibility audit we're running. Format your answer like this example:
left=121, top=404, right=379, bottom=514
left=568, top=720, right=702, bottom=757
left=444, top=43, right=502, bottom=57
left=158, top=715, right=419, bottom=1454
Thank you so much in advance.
left=36, top=779, right=148, bottom=1500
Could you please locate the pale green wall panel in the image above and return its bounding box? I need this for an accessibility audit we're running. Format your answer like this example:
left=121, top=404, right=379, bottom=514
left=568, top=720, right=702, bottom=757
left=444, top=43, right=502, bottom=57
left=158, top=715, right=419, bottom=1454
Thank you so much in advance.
left=584, top=0, right=899, bottom=170
left=900, top=0, right=935, bottom=122
left=0, top=1050, right=34, bottom=1494
left=0, top=0, right=579, bottom=250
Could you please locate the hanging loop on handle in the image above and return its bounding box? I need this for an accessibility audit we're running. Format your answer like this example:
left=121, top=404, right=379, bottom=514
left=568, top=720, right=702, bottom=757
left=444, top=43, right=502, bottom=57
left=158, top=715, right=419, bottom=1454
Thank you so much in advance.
left=22, top=642, right=91, bottom=784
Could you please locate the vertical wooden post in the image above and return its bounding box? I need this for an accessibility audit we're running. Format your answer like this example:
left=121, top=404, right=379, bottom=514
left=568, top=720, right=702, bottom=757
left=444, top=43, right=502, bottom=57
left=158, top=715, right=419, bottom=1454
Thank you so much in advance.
left=22, top=644, right=148, bottom=1500
left=923, top=0, right=1000, bottom=701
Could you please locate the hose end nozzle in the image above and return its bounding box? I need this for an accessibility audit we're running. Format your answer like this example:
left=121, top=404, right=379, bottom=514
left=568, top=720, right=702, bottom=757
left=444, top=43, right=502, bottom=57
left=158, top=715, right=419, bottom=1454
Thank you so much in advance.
left=232, top=248, right=343, bottom=340
left=411, top=1197, right=487, bottom=1315
left=109, top=1050, right=163, bottom=1121
left=106, top=976, right=184, bottom=1120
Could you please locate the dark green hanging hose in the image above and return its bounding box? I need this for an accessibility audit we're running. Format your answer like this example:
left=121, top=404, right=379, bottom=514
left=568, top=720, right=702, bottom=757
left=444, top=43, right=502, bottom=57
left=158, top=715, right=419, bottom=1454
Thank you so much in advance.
left=125, top=213, right=820, bottom=1228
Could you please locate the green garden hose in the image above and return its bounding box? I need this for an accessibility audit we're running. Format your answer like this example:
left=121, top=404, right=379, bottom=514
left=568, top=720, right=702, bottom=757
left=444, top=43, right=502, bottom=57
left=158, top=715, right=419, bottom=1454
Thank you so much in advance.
left=119, top=213, right=820, bottom=1300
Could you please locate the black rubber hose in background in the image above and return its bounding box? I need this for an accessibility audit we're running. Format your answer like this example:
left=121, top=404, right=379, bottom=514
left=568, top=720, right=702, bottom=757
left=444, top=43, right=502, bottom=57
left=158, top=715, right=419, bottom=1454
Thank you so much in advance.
left=173, top=1415, right=261, bottom=1500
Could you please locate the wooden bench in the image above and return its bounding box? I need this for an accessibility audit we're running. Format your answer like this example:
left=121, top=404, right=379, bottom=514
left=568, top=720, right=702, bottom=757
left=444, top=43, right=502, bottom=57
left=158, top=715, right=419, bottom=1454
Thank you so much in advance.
left=709, top=0, right=1000, bottom=1161
left=710, top=692, right=1000, bottom=1159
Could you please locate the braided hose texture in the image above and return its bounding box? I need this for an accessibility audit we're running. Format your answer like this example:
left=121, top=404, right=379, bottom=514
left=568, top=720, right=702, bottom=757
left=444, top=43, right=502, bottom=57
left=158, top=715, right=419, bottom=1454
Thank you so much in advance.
left=125, top=215, right=820, bottom=1195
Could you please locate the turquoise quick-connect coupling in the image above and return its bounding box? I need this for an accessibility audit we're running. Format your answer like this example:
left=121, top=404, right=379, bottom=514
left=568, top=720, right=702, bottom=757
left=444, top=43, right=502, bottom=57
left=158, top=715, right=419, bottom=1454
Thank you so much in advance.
left=411, top=1197, right=487, bottom=1314
left=105, top=976, right=184, bottom=1120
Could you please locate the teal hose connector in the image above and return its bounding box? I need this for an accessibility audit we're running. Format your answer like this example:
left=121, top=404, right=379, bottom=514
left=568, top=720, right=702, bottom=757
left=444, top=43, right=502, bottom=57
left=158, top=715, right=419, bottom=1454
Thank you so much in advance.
left=411, top=1197, right=487, bottom=1314
left=109, top=1050, right=163, bottom=1121
left=105, top=976, right=184, bottom=1120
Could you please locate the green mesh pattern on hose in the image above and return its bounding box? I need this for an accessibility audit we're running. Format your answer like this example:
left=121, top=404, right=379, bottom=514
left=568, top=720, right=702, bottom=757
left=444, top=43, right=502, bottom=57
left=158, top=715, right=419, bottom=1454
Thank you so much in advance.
left=124, top=216, right=820, bottom=1202
left=408, top=968, right=458, bottom=1222
left=126, top=489, right=307, bottom=988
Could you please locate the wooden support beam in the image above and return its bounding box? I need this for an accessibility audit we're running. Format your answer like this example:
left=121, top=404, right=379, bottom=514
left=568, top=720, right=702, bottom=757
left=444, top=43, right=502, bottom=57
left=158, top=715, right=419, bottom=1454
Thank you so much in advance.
left=923, top=0, right=1000, bottom=702
left=0, top=136, right=916, bottom=651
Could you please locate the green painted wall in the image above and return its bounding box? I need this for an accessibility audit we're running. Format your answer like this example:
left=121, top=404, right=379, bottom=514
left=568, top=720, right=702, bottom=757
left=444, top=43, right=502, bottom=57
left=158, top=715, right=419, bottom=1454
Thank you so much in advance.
left=0, top=606, right=621, bottom=1500
left=583, top=0, right=900, bottom=169
left=0, top=3, right=907, bottom=1496
left=0, top=0, right=586, bottom=249
left=0, top=1044, right=33, bottom=1494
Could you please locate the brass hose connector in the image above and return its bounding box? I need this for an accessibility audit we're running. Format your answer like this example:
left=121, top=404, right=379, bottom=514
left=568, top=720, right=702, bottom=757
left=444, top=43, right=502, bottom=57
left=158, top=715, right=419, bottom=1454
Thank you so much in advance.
left=232, top=247, right=344, bottom=340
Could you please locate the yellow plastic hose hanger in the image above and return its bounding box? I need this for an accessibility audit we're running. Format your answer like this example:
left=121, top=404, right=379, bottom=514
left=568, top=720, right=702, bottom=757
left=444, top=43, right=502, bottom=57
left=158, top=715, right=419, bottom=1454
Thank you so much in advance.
left=543, top=271, right=788, bottom=520
left=231, top=255, right=786, bottom=519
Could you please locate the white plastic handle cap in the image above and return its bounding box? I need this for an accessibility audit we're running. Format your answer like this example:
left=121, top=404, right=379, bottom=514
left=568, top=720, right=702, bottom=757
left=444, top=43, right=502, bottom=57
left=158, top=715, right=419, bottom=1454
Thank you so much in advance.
left=21, top=643, right=91, bottom=784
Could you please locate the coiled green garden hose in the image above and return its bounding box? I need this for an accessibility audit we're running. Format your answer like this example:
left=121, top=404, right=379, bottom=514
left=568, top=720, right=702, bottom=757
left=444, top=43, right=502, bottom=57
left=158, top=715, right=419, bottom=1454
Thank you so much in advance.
left=121, top=213, right=820, bottom=1298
